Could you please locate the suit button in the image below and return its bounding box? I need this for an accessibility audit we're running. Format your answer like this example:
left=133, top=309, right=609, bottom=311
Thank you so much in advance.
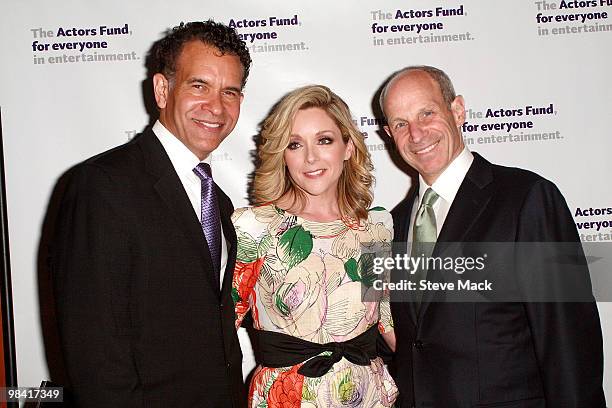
left=413, top=340, right=424, bottom=350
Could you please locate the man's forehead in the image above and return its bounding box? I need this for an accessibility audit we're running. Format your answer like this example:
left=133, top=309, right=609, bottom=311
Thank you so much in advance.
left=392, top=71, right=438, bottom=94
left=386, top=71, right=444, bottom=106
left=176, top=41, right=219, bottom=63
left=174, top=41, right=244, bottom=81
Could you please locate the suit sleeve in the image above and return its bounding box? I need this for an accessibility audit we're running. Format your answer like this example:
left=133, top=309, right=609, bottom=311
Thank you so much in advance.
left=516, top=179, right=605, bottom=407
left=52, top=165, right=142, bottom=407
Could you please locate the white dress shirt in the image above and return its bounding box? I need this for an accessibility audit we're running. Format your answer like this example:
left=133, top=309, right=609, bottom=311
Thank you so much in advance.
left=153, top=120, right=228, bottom=288
left=407, top=147, right=474, bottom=250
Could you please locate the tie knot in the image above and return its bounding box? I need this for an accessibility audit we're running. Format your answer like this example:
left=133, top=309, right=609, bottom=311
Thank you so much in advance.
left=421, top=188, right=439, bottom=207
left=193, top=163, right=212, bottom=180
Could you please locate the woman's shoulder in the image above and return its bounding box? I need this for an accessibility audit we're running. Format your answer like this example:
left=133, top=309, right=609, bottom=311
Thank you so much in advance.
left=366, top=206, right=393, bottom=228
left=361, top=206, right=393, bottom=246
left=232, top=203, right=284, bottom=231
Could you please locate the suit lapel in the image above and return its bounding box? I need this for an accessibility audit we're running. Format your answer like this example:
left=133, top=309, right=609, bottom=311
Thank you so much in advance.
left=436, top=153, right=494, bottom=245
left=417, top=153, right=494, bottom=321
left=392, top=191, right=417, bottom=243
left=138, top=130, right=219, bottom=296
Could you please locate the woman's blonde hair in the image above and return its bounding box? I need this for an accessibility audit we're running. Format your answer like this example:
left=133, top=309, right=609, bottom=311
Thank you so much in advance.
left=253, top=85, right=374, bottom=221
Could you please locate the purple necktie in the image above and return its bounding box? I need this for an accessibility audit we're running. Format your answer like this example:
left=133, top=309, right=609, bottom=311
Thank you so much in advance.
left=193, top=163, right=221, bottom=279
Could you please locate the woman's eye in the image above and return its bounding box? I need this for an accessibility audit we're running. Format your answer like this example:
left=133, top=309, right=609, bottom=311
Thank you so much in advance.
left=287, top=142, right=301, bottom=150
left=319, top=137, right=333, bottom=145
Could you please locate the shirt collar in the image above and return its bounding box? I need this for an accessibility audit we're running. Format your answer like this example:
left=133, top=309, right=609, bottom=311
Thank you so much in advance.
left=153, top=120, right=212, bottom=177
left=418, top=147, right=474, bottom=205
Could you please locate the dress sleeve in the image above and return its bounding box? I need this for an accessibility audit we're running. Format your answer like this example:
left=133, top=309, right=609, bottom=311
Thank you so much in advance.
left=369, top=208, right=395, bottom=334
left=231, top=207, right=266, bottom=329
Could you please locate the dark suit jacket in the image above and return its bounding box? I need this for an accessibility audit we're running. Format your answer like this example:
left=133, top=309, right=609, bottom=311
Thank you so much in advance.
left=52, top=129, right=246, bottom=407
left=391, top=153, right=605, bottom=408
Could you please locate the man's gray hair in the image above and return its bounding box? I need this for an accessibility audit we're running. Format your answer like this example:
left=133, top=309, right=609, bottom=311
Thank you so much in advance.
left=379, top=65, right=457, bottom=117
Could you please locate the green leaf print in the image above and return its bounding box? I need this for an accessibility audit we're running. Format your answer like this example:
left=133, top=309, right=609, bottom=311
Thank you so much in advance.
left=236, top=230, right=258, bottom=262
left=338, top=370, right=356, bottom=404
left=231, top=287, right=241, bottom=304
left=275, top=283, right=295, bottom=317
left=303, top=376, right=323, bottom=402
left=344, top=258, right=359, bottom=282
left=257, top=232, right=273, bottom=258
left=345, top=254, right=377, bottom=286
left=302, top=384, right=316, bottom=401
left=277, top=225, right=313, bottom=270
left=358, top=252, right=377, bottom=287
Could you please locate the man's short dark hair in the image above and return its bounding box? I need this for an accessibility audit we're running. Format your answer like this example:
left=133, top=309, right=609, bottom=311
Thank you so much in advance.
left=151, top=20, right=252, bottom=88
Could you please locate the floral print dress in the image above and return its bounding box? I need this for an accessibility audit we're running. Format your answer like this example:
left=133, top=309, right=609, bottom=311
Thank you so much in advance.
left=232, top=204, right=398, bottom=408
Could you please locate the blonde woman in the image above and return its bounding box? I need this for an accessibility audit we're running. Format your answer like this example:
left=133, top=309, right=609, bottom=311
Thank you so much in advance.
left=232, top=85, right=397, bottom=407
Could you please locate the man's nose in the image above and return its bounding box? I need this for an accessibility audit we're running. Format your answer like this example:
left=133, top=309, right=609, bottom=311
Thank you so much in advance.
left=203, top=92, right=223, bottom=115
left=409, top=122, right=425, bottom=143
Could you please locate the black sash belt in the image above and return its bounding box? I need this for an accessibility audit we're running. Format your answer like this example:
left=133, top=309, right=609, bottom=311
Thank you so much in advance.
left=257, top=324, right=379, bottom=377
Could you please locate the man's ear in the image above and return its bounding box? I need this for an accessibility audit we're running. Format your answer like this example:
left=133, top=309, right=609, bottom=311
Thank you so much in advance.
left=451, top=95, right=466, bottom=127
left=153, top=73, right=169, bottom=109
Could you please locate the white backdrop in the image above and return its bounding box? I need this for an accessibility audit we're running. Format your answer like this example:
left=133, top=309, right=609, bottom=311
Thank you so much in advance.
left=1, top=0, right=611, bottom=395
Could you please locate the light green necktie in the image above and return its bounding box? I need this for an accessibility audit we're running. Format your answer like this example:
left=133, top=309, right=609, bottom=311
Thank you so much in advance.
left=411, top=188, right=440, bottom=306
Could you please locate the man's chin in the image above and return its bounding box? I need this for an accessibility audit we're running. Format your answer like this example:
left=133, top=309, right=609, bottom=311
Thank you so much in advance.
left=414, top=163, right=446, bottom=184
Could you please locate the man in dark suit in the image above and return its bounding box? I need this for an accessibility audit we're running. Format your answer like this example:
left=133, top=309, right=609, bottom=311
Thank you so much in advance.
left=380, top=66, right=605, bottom=407
left=52, top=21, right=251, bottom=407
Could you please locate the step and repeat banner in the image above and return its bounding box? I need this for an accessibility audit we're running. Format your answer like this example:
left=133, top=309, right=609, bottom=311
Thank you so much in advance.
left=1, top=0, right=611, bottom=392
